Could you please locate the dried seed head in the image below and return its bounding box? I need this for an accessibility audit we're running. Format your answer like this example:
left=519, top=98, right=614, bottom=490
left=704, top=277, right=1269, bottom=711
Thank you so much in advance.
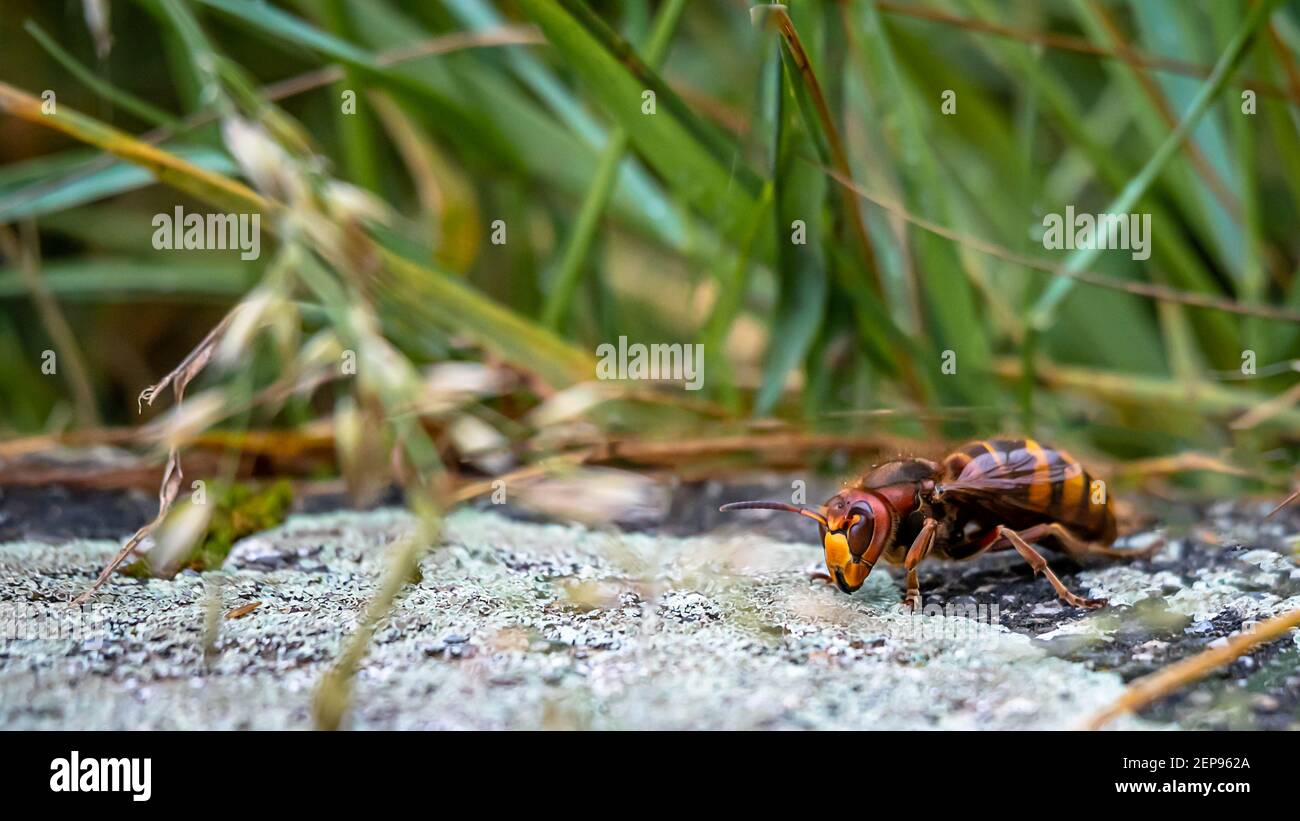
left=750, top=3, right=788, bottom=29
left=148, top=499, right=215, bottom=576
left=323, top=180, right=393, bottom=226
left=526, top=382, right=611, bottom=428
left=516, top=468, right=670, bottom=526
left=333, top=396, right=389, bottom=506
left=298, top=330, right=344, bottom=371
left=82, top=0, right=112, bottom=58
left=215, top=288, right=285, bottom=367
left=413, top=362, right=513, bottom=415
left=359, top=336, right=422, bottom=402
left=221, top=116, right=307, bottom=205
left=155, top=391, right=227, bottom=449
left=447, top=414, right=513, bottom=475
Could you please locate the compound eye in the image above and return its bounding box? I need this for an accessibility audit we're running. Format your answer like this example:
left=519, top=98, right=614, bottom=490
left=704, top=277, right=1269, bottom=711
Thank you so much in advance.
left=846, top=508, right=873, bottom=557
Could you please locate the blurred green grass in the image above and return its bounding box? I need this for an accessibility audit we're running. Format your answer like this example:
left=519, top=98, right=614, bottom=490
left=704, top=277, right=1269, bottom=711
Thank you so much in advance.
left=1, top=0, right=1299, bottom=485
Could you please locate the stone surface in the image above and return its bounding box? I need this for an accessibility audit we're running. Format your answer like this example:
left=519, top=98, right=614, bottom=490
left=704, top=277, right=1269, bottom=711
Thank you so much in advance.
left=0, top=490, right=1297, bottom=730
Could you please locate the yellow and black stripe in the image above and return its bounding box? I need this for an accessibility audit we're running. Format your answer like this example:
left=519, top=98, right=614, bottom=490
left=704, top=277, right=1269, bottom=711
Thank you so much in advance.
left=943, top=438, right=1114, bottom=541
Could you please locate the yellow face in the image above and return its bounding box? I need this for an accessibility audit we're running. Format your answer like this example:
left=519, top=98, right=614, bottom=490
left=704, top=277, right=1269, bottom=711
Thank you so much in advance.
left=715, top=493, right=881, bottom=595
left=823, top=523, right=871, bottom=593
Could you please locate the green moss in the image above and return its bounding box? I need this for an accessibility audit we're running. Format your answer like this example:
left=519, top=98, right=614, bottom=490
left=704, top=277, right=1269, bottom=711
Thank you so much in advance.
left=119, top=560, right=154, bottom=579
left=122, top=480, right=294, bottom=578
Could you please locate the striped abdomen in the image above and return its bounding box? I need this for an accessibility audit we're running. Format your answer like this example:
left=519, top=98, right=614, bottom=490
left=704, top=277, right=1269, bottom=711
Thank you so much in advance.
left=941, top=438, right=1116, bottom=543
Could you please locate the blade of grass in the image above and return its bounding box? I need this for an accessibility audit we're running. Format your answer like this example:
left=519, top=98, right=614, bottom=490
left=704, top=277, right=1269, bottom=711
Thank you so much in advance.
left=826, top=169, right=1300, bottom=324
left=193, top=0, right=514, bottom=158
left=1065, top=0, right=1236, bottom=403
left=0, top=260, right=255, bottom=298
left=198, top=0, right=686, bottom=251
left=0, top=82, right=264, bottom=215
left=150, top=0, right=234, bottom=117
left=368, top=92, right=482, bottom=274
left=0, top=224, right=100, bottom=429
left=515, top=0, right=765, bottom=250
left=23, top=20, right=179, bottom=128
left=1, top=26, right=538, bottom=229
left=0, top=81, right=594, bottom=387
left=875, top=0, right=1298, bottom=105
left=541, top=0, right=687, bottom=330
left=957, top=0, right=1243, bottom=367
left=700, top=184, right=773, bottom=414
left=758, top=4, right=884, bottom=298
left=847, top=0, right=991, bottom=406
left=755, top=14, right=827, bottom=418
left=1079, top=0, right=1241, bottom=226
left=0, top=147, right=238, bottom=221
left=441, top=0, right=686, bottom=248
left=1210, top=4, right=1266, bottom=366
left=1127, top=2, right=1244, bottom=290
left=443, top=0, right=618, bottom=146
left=754, top=4, right=931, bottom=407
left=1028, top=0, right=1280, bottom=330
left=313, top=0, right=383, bottom=194
left=993, top=357, right=1300, bottom=430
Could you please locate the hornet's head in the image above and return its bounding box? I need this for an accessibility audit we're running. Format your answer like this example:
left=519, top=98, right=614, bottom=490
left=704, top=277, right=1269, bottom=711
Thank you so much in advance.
left=719, top=489, right=894, bottom=593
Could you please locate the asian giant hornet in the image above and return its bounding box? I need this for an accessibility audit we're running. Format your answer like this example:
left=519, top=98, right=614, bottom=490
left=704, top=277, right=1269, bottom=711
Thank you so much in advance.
left=721, top=438, right=1160, bottom=611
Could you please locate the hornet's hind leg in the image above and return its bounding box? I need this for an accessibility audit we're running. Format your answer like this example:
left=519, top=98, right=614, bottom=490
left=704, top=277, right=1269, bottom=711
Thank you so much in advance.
left=994, top=525, right=1107, bottom=609
left=1016, top=522, right=1163, bottom=562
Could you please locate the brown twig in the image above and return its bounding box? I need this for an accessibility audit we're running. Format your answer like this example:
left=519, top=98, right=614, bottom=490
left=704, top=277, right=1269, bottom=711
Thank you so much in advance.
left=1116, top=452, right=1253, bottom=480
left=71, top=451, right=183, bottom=605
left=70, top=306, right=242, bottom=605
left=593, top=431, right=895, bottom=465
left=1231, top=379, right=1300, bottom=430
left=259, top=26, right=543, bottom=101
left=0, top=427, right=137, bottom=460
left=449, top=450, right=593, bottom=503
left=1266, top=488, right=1299, bottom=519
left=1085, top=606, right=1300, bottom=729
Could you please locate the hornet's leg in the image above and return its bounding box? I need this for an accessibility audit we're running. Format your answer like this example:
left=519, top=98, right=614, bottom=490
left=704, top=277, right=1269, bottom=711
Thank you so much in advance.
left=995, top=525, right=1107, bottom=609
left=901, top=518, right=939, bottom=613
left=1016, top=522, right=1163, bottom=562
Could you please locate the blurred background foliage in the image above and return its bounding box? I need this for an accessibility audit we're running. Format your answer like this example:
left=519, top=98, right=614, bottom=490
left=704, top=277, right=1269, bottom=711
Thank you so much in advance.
left=1, top=0, right=1299, bottom=500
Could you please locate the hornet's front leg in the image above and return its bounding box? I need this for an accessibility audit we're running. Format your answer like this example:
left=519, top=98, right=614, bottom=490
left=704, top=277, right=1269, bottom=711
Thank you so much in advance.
left=901, top=518, right=938, bottom=612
